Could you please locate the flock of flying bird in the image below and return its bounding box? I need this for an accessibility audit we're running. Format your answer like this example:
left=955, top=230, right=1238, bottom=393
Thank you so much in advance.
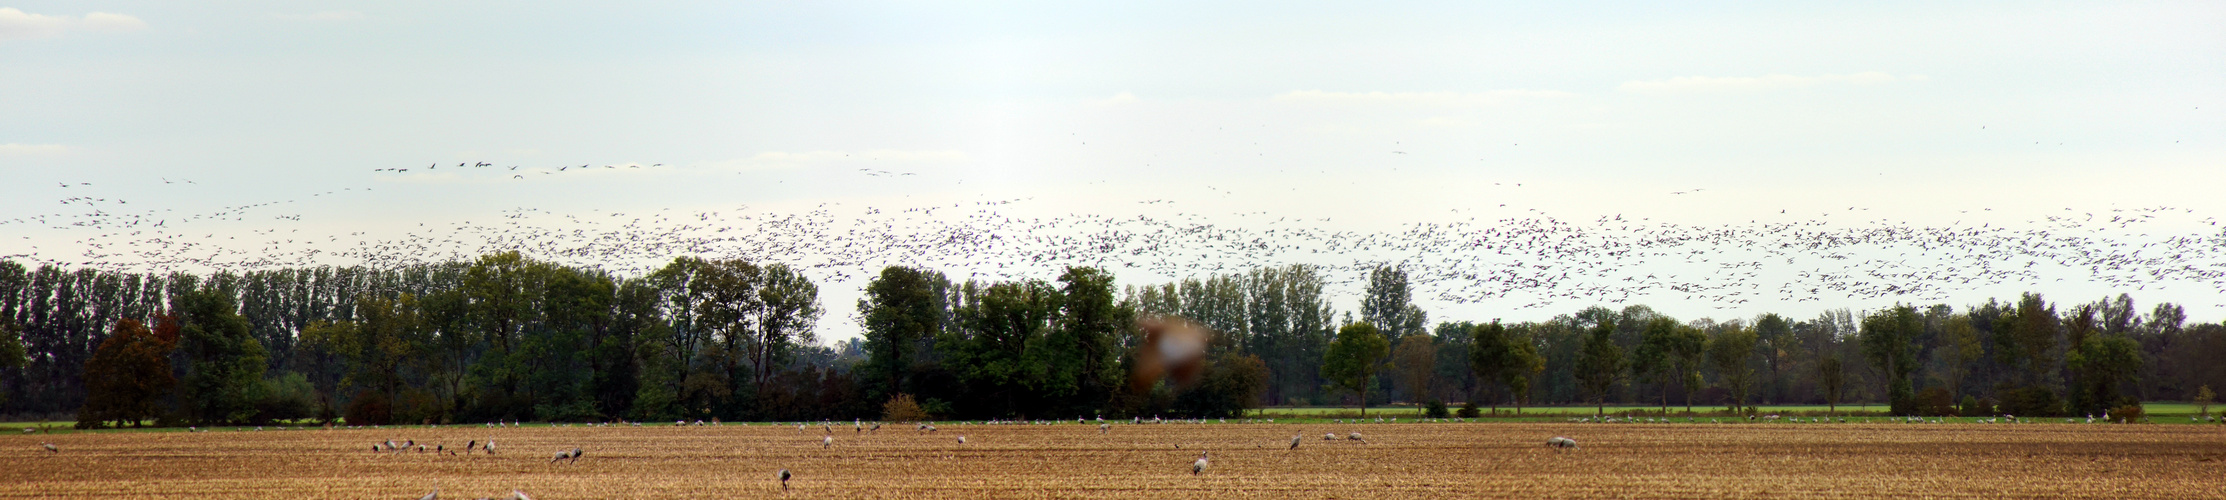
left=4, top=165, right=2224, bottom=315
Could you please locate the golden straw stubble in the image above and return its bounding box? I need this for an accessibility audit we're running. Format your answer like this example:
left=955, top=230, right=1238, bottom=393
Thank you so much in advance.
left=2, top=422, right=2221, bottom=499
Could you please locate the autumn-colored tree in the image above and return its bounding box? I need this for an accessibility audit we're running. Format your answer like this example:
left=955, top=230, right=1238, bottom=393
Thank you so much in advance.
left=78, top=318, right=176, bottom=428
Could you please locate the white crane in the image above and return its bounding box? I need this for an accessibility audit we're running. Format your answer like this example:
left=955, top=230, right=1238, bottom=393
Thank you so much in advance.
left=1099, top=423, right=1110, bottom=434
left=822, top=436, right=833, bottom=449
left=1191, top=452, right=1210, bottom=475
left=778, top=469, right=792, bottom=490
left=1347, top=432, right=1366, bottom=443
left=957, top=435, right=967, bottom=444
left=1322, top=433, right=1335, bottom=441
left=42, top=443, right=58, bottom=454
left=485, top=440, right=497, bottom=455
left=1546, top=436, right=1579, bottom=452
left=418, top=483, right=437, bottom=500
left=1289, top=434, right=1301, bottom=450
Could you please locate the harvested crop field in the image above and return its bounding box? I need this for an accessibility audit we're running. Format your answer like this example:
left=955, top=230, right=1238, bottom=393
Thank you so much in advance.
left=4, top=422, right=2223, bottom=499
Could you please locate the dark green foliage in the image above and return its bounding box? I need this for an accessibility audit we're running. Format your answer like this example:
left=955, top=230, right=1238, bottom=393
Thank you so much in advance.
left=1996, top=386, right=2062, bottom=417
left=1468, top=321, right=1542, bottom=410
left=1424, top=399, right=1449, bottom=418
left=8, top=253, right=2226, bottom=425
left=1173, top=353, right=1269, bottom=418
left=1859, top=305, right=1923, bottom=415
left=1574, top=319, right=1624, bottom=414
left=1323, top=322, right=1390, bottom=416
left=178, top=285, right=269, bottom=425
left=1456, top=401, right=1480, bottom=418
left=251, top=372, right=320, bottom=424
left=1913, top=387, right=1957, bottom=417
left=858, top=266, right=950, bottom=401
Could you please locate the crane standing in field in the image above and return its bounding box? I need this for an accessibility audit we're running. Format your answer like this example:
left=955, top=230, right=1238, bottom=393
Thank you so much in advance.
left=1546, top=436, right=1579, bottom=452
left=1290, top=434, right=1302, bottom=450
left=41, top=443, right=58, bottom=454
left=779, top=469, right=792, bottom=490
left=1192, top=452, right=1210, bottom=475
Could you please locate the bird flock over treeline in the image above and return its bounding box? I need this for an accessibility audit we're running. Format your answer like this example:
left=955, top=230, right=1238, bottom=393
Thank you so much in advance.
left=3, top=170, right=2223, bottom=311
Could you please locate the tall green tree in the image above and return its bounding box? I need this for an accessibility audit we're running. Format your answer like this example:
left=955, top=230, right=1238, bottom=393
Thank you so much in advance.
left=1632, top=317, right=1700, bottom=413
left=746, top=263, right=822, bottom=401
left=1391, top=334, right=1436, bottom=408
left=1752, top=313, right=1795, bottom=405
left=1359, top=266, right=1426, bottom=344
left=1859, top=305, right=1923, bottom=415
left=1574, top=319, right=1624, bottom=414
left=1818, top=356, right=1847, bottom=415
left=1041, top=267, right=1126, bottom=416
left=2066, top=302, right=2143, bottom=416
left=858, top=267, right=950, bottom=401
left=1938, top=314, right=1983, bottom=404
left=0, top=319, right=22, bottom=406
left=178, top=285, right=268, bottom=425
left=1707, top=325, right=1758, bottom=412
left=946, top=279, right=1058, bottom=417
left=1322, top=322, right=1390, bottom=416
left=1469, top=321, right=1542, bottom=412
left=1998, top=293, right=2061, bottom=388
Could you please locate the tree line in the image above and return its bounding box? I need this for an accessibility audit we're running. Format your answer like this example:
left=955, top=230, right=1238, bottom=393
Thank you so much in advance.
left=0, top=255, right=2218, bottom=428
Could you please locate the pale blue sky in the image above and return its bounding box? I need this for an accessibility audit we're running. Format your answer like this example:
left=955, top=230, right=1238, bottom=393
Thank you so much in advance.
left=3, top=1, right=2222, bottom=338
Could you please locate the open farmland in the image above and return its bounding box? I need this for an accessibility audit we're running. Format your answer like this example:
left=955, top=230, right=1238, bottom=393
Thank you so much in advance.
left=4, top=422, right=2224, bottom=499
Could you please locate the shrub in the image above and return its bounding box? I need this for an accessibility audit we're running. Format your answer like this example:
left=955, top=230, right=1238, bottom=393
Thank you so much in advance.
left=1997, top=386, right=2062, bottom=417
left=882, top=393, right=930, bottom=422
left=1424, top=400, right=1449, bottom=418
left=1913, top=387, right=1957, bottom=417
left=2109, top=397, right=2144, bottom=423
left=344, top=390, right=391, bottom=426
left=1456, top=401, right=1480, bottom=418
left=249, top=373, right=320, bottom=424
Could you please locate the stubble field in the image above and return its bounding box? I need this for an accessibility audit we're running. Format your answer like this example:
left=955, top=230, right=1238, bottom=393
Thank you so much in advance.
left=3, top=421, right=2223, bottom=499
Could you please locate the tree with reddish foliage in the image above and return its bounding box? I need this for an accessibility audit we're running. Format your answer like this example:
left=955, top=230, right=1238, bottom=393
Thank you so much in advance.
left=78, top=318, right=176, bottom=428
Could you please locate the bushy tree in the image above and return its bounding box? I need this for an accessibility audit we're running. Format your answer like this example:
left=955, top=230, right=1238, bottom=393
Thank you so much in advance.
left=1469, top=321, right=1542, bottom=412
left=1817, top=357, right=1846, bottom=415
left=1175, top=352, right=1268, bottom=417
left=1323, top=322, right=1389, bottom=416
left=1573, top=319, right=1623, bottom=414
left=858, top=267, right=950, bottom=400
left=1707, top=325, right=1758, bottom=412
left=78, top=318, right=175, bottom=428
left=178, top=286, right=269, bottom=425
left=1860, top=305, right=1923, bottom=415
left=1391, top=334, right=1436, bottom=406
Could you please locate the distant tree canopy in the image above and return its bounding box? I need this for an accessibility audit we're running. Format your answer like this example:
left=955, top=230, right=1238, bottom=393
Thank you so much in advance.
left=0, top=255, right=2221, bottom=423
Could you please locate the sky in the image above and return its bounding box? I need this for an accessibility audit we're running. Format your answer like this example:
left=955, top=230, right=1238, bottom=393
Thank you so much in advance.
left=2, top=1, right=2223, bottom=340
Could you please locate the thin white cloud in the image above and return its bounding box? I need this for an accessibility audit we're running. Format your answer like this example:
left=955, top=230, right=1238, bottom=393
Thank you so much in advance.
left=271, top=11, right=367, bottom=21
left=0, top=143, right=69, bottom=156
left=1273, top=89, right=1576, bottom=107
left=0, top=8, right=68, bottom=40
left=1618, top=72, right=1924, bottom=94
left=0, top=8, right=143, bottom=40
